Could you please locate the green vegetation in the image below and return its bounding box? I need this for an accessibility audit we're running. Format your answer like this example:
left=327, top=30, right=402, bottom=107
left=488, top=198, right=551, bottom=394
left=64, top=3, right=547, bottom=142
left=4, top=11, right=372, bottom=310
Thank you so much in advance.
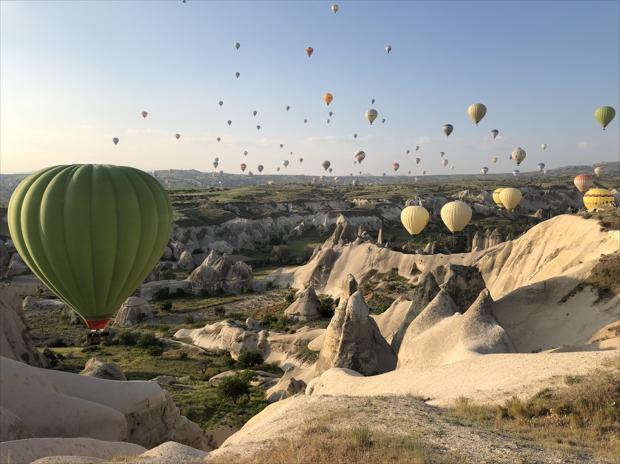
left=448, top=368, right=620, bottom=461
left=217, top=374, right=252, bottom=404
left=236, top=351, right=264, bottom=368
left=211, top=423, right=461, bottom=464
left=359, top=268, right=416, bottom=314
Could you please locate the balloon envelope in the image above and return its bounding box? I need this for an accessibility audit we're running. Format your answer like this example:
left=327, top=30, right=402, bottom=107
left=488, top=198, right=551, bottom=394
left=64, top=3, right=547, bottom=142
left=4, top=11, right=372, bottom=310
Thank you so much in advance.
left=492, top=188, right=505, bottom=207
left=499, top=188, right=522, bottom=211
left=112, top=137, right=119, bottom=145
left=583, top=188, right=616, bottom=211
left=594, top=106, right=615, bottom=130
left=440, top=201, right=472, bottom=232
left=511, top=147, right=526, bottom=165
left=401, top=206, right=430, bottom=235
left=442, top=124, right=454, bottom=137
left=323, top=92, right=333, bottom=106
left=467, top=103, right=487, bottom=125
left=574, top=173, right=593, bottom=193
left=306, top=47, right=314, bottom=57
left=7, top=165, right=173, bottom=329
left=365, top=108, right=378, bottom=125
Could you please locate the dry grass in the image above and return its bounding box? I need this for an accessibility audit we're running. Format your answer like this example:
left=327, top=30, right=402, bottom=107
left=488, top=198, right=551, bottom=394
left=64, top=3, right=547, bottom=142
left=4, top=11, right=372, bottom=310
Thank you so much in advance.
left=448, top=367, right=620, bottom=461
left=210, top=423, right=462, bottom=464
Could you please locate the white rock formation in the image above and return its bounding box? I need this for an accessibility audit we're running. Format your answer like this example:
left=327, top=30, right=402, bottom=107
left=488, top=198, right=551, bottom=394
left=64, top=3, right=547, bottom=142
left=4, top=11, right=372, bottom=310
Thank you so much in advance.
left=283, top=286, right=321, bottom=321
left=114, top=296, right=154, bottom=326
left=22, top=296, right=68, bottom=312
left=81, top=358, right=127, bottom=381
left=186, top=251, right=254, bottom=295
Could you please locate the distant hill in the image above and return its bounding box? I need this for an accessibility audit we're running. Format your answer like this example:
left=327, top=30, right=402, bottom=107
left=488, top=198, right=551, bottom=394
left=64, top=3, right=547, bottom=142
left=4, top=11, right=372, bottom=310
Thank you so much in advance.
left=1, top=161, right=618, bottom=205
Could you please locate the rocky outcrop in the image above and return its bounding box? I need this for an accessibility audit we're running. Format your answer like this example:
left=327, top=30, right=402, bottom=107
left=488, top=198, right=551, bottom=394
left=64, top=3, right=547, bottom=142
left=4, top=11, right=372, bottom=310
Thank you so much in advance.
left=0, top=356, right=211, bottom=450
left=317, top=275, right=396, bottom=375
left=284, top=286, right=321, bottom=321
left=186, top=251, right=254, bottom=295
left=22, top=296, right=68, bottom=312
left=485, top=228, right=503, bottom=248
left=81, top=358, right=127, bottom=381
left=471, top=232, right=484, bottom=251
left=0, top=406, right=33, bottom=441
left=177, top=250, right=195, bottom=271
left=114, top=297, right=154, bottom=327
left=139, top=279, right=191, bottom=300
left=0, top=286, right=47, bottom=366
left=397, top=290, right=515, bottom=368
left=431, top=264, right=486, bottom=313
left=6, top=252, right=28, bottom=277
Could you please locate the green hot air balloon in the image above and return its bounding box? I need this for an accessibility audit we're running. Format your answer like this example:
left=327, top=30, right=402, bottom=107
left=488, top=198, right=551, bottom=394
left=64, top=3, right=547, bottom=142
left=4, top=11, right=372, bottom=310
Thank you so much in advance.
left=8, top=164, right=173, bottom=330
left=594, top=106, right=616, bottom=130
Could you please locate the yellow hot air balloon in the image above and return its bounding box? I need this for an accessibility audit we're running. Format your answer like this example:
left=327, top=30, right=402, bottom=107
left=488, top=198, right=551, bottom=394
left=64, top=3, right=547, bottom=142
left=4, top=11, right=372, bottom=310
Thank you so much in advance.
left=491, top=156, right=499, bottom=164
left=365, top=108, right=378, bottom=125
left=467, top=103, right=487, bottom=125
left=440, top=201, right=472, bottom=232
left=499, top=187, right=522, bottom=211
left=594, top=106, right=615, bottom=130
left=583, top=188, right=616, bottom=212
left=492, top=188, right=505, bottom=207
left=400, top=205, right=429, bottom=235
left=323, top=92, right=334, bottom=106
left=331, top=3, right=339, bottom=13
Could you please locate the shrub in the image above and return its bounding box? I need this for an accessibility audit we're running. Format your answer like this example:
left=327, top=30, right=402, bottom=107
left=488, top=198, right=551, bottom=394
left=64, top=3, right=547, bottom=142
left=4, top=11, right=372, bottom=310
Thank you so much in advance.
left=152, top=288, right=170, bottom=301
left=184, top=314, right=195, bottom=324
left=159, top=301, right=173, bottom=312
left=46, top=338, right=67, bottom=348
left=214, top=306, right=226, bottom=316
left=137, top=332, right=162, bottom=348
left=179, top=351, right=189, bottom=360
left=147, top=345, right=164, bottom=357
left=115, top=331, right=137, bottom=346
left=237, top=351, right=264, bottom=368
left=271, top=245, right=291, bottom=265
left=317, top=294, right=335, bottom=318
left=284, top=288, right=296, bottom=304
left=217, top=375, right=251, bottom=404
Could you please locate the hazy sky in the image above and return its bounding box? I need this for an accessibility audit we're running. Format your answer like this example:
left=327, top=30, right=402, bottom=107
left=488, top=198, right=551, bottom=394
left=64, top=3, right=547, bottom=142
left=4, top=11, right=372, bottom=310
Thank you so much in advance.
left=1, top=0, right=619, bottom=176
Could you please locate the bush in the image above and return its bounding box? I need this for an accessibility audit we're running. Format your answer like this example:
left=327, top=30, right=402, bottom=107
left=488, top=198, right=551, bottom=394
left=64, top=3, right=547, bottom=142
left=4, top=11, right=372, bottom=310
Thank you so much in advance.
left=159, top=301, right=173, bottom=312
left=184, top=314, right=195, bottom=324
left=317, top=294, right=336, bottom=318
left=147, top=345, right=164, bottom=357
left=271, top=245, right=291, bottom=265
left=214, top=306, right=226, bottom=316
left=284, top=288, right=296, bottom=304
left=46, top=338, right=67, bottom=348
left=137, top=332, right=162, bottom=348
left=115, top=331, right=137, bottom=346
left=217, top=375, right=251, bottom=404
left=237, top=351, right=264, bottom=368
left=152, top=288, right=170, bottom=301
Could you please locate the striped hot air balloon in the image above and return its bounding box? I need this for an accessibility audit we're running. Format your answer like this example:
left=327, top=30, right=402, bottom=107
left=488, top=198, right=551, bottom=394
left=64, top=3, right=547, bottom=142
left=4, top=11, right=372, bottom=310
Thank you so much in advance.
left=594, top=106, right=616, bottom=130
left=574, top=173, right=593, bottom=193
left=467, top=103, right=487, bottom=125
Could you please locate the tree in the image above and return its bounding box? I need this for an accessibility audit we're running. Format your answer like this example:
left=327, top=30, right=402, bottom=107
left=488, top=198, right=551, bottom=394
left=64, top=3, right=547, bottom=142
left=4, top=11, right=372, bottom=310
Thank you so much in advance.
left=237, top=351, right=264, bottom=368
left=217, top=375, right=251, bottom=404
left=271, top=245, right=291, bottom=265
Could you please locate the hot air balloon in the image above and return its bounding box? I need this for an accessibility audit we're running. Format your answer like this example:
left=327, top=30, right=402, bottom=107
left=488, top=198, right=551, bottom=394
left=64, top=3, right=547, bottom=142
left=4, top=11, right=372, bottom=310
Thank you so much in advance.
left=511, top=147, right=526, bottom=165
left=213, top=161, right=219, bottom=169
left=512, top=170, right=520, bottom=177
left=327, top=119, right=331, bottom=124
left=175, top=133, right=181, bottom=140
left=400, top=206, right=430, bottom=235
left=306, top=47, right=314, bottom=57
left=491, top=129, right=499, bottom=139
left=141, top=111, right=148, bottom=119
left=286, top=105, right=290, bottom=111
left=7, top=165, right=173, bottom=330
left=227, top=120, right=232, bottom=126
left=415, top=145, right=420, bottom=151
left=256, top=125, right=261, bottom=130
left=331, top=3, right=339, bottom=13
left=112, top=137, right=119, bottom=145
left=279, top=143, right=284, bottom=149
left=240, top=163, right=247, bottom=172
left=283, top=160, right=289, bottom=168
left=214, top=157, right=219, bottom=162
left=574, top=173, right=593, bottom=193
left=382, top=118, right=386, bottom=124
left=219, top=100, right=224, bottom=106
left=235, top=72, right=240, bottom=79
left=406, top=149, right=410, bottom=155
left=541, top=143, right=548, bottom=150
left=257, top=165, right=264, bottom=173
left=583, top=188, right=616, bottom=211
left=467, top=103, right=487, bottom=125
left=217, top=137, right=221, bottom=142
left=594, top=106, right=616, bottom=130
left=500, top=188, right=522, bottom=211
left=299, top=157, right=303, bottom=163
left=243, top=150, right=248, bottom=156
left=328, top=111, right=333, bottom=117
left=353, top=133, right=358, bottom=139
left=491, top=156, right=499, bottom=163
left=371, top=98, right=375, bottom=104
left=290, top=151, right=293, bottom=156
left=422, top=170, right=426, bottom=175
left=415, top=157, right=421, bottom=164
left=253, top=110, right=258, bottom=116
left=365, top=109, right=378, bottom=125
left=537, top=162, right=545, bottom=172
left=440, top=151, right=445, bottom=157
left=235, top=42, right=240, bottom=50
left=440, top=201, right=472, bottom=233
left=385, top=45, right=392, bottom=53
left=442, top=159, right=449, bottom=167
left=392, top=162, right=400, bottom=172
left=328, top=167, right=333, bottom=173
left=355, top=151, right=366, bottom=163
left=304, top=119, right=308, bottom=124
left=322, top=160, right=331, bottom=171
left=492, top=188, right=505, bottom=207
left=442, top=124, right=454, bottom=137
left=382, top=172, right=386, bottom=177
left=277, top=167, right=280, bottom=172
left=407, top=170, right=411, bottom=175
left=594, top=166, right=602, bottom=177
left=481, top=166, right=488, bottom=175
left=323, top=92, right=333, bottom=106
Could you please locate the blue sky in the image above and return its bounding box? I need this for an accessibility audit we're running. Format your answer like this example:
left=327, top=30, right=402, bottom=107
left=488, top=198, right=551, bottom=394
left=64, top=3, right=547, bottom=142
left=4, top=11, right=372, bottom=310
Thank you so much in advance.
left=1, top=0, right=618, bottom=176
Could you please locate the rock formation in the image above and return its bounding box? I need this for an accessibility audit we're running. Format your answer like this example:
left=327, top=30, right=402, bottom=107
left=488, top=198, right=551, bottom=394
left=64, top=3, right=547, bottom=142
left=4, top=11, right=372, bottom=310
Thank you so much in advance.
left=81, top=358, right=127, bottom=381
left=22, top=296, right=68, bottom=312
left=0, top=286, right=47, bottom=367
left=316, top=275, right=396, bottom=375
left=470, top=232, right=484, bottom=251
left=177, top=250, right=195, bottom=271
left=0, top=356, right=210, bottom=450
left=186, top=251, right=254, bottom=295
left=430, top=264, right=486, bottom=312
left=114, top=297, right=154, bottom=327
left=397, top=289, right=515, bottom=368
left=284, top=286, right=321, bottom=321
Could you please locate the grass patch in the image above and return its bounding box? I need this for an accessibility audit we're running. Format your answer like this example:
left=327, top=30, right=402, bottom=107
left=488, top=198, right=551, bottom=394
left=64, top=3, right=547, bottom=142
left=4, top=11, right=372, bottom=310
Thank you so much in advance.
left=211, top=424, right=461, bottom=464
left=447, top=368, right=620, bottom=461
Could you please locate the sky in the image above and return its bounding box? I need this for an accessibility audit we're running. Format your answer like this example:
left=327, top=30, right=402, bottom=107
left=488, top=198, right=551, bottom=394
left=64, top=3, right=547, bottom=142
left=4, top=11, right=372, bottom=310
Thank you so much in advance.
left=1, top=0, right=619, bottom=176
